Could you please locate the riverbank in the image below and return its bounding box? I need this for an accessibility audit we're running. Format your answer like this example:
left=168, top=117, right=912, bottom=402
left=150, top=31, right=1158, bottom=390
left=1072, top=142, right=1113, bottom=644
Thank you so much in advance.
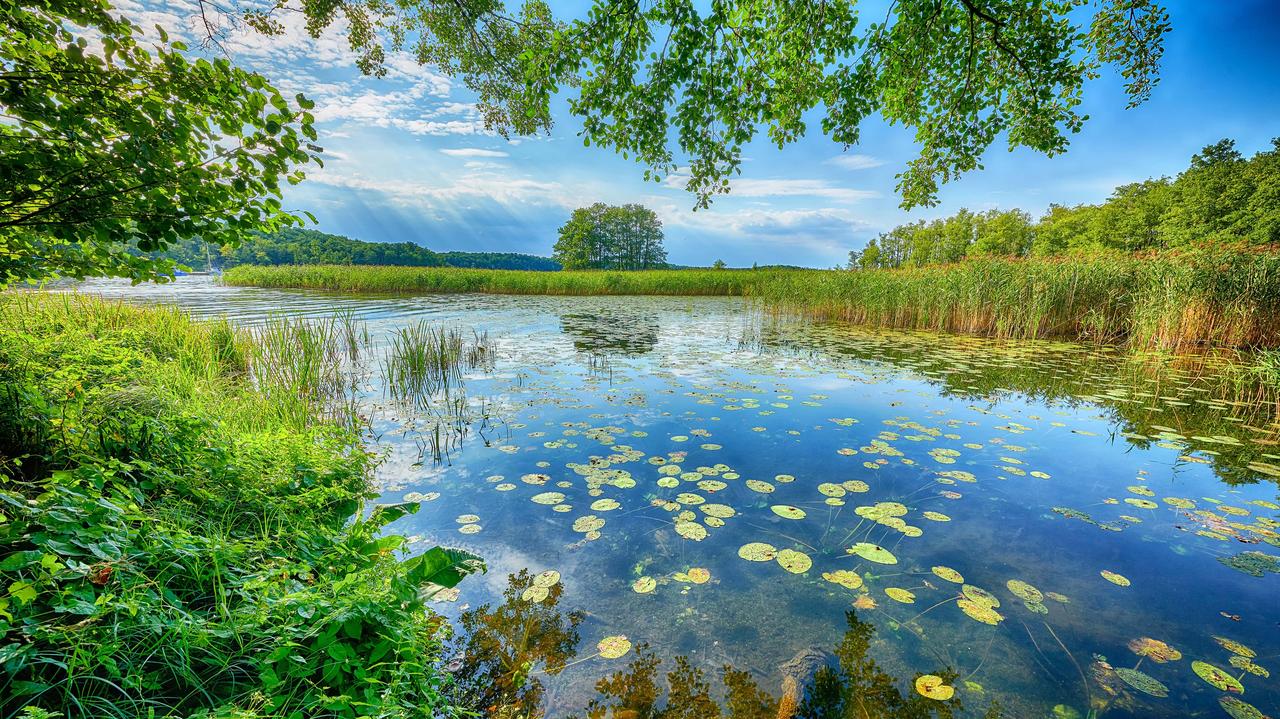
left=0, top=294, right=463, bottom=718
left=224, top=248, right=1280, bottom=349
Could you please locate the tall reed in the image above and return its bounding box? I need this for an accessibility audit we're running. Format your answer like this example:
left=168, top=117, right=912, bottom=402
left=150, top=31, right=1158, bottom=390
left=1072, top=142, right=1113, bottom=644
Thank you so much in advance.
left=224, top=248, right=1280, bottom=349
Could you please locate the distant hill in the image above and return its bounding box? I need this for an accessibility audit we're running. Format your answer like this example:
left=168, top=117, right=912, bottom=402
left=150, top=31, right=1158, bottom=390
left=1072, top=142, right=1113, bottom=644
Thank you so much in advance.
left=155, top=229, right=560, bottom=272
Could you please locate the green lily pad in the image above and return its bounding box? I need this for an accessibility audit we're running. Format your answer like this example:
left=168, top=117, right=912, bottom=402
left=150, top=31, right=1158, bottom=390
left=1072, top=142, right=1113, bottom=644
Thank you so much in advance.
left=771, top=505, right=807, bottom=520
left=847, top=543, right=897, bottom=564
left=739, top=542, right=778, bottom=561
left=1192, top=660, right=1244, bottom=693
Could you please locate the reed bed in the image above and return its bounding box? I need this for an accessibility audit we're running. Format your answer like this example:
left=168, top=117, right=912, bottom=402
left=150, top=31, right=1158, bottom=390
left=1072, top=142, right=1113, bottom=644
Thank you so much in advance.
left=225, top=249, right=1280, bottom=349
left=383, top=321, right=493, bottom=404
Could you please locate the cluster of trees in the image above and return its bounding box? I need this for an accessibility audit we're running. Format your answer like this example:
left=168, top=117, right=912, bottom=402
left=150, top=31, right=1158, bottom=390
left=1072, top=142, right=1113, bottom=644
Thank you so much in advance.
left=851, top=138, right=1280, bottom=270
left=552, top=204, right=667, bottom=270
left=156, top=229, right=562, bottom=271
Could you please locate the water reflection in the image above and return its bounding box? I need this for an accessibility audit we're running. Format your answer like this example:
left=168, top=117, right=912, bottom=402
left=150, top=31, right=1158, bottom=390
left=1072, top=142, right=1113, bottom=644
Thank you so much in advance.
left=561, top=311, right=661, bottom=358
left=450, top=574, right=1004, bottom=719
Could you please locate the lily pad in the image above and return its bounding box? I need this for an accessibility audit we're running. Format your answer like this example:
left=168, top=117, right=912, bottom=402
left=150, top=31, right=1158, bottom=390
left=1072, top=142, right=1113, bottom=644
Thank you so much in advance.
left=771, top=505, right=807, bottom=520
left=1220, top=697, right=1267, bottom=719
left=885, top=587, right=916, bottom=604
left=932, top=566, right=964, bottom=584
left=1127, top=637, right=1182, bottom=663
left=847, top=543, right=897, bottom=564
left=573, top=515, right=606, bottom=533
left=1100, top=570, right=1130, bottom=587
left=533, top=570, right=561, bottom=588
left=739, top=542, right=778, bottom=562
left=1006, top=579, right=1043, bottom=603
left=1115, top=667, right=1169, bottom=698
left=822, top=570, right=864, bottom=590
left=632, top=576, right=656, bottom=593
left=915, top=674, right=954, bottom=701
left=532, top=492, right=566, bottom=505
left=1214, top=636, right=1257, bottom=659
left=745, top=480, right=775, bottom=493
left=521, top=585, right=549, bottom=603
left=1192, top=660, right=1244, bottom=693
left=675, top=520, right=708, bottom=541
left=686, top=567, right=711, bottom=584
left=777, top=549, right=813, bottom=574
left=958, top=598, right=1004, bottom=625
left=598, top=635, right=632, bottom=659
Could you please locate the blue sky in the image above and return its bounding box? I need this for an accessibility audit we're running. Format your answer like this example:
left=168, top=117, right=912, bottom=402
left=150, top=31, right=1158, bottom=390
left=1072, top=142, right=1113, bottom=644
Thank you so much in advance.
left=132, top=0, right=1279, bottom=267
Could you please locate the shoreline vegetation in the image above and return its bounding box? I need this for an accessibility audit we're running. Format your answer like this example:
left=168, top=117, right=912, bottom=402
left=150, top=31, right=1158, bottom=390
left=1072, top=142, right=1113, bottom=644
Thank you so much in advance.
left=0, top=294, right=471, bottom=718
left=224, top=247, right=1280, bottom=350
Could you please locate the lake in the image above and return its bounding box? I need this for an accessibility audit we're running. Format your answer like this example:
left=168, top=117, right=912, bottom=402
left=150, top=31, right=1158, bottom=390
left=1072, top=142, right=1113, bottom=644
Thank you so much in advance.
left=73, top=276, right=1280, bottom=718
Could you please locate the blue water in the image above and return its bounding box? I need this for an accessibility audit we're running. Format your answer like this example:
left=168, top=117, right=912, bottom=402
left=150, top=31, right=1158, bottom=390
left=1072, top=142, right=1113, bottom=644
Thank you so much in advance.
left=77, top=277, right=1280, bottom=718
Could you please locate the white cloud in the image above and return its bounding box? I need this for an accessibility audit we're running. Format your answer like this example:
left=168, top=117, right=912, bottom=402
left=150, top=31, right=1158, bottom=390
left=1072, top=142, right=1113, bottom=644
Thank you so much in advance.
left=441, top=148, right=509, bottom=158
left=827, top=154, right=885, bottom=170
left=307, top=167, right=574, bottom=209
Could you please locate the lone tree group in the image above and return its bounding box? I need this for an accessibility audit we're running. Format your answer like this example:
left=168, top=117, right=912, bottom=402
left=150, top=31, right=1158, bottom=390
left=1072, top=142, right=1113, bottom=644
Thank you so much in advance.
left=552, top=203, right=667, bottom=271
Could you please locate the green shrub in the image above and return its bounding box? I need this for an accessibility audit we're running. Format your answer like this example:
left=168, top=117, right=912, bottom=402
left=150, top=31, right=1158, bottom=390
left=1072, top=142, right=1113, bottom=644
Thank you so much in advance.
left=0, top=294, right=470, bottom=719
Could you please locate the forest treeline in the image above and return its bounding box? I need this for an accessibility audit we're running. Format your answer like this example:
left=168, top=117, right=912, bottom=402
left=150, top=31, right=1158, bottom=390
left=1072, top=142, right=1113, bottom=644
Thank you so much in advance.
left=157, top=228, right=561, bottom=272
left=851, top=138, right=1279, bottom=269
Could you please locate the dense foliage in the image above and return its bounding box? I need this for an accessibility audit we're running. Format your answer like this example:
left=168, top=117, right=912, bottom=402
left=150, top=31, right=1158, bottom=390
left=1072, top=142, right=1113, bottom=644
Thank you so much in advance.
left=553, top=204, right=667, bottom=271
left=0, top=0, right=319, bottom=284
left=145, top=0, right=1167, bottom=211
left=0, top=295, right=479, bottom=718
left=438, top=251, right=560, bottom=271
left=851, top=138, right=1280, bottom=269
left=154, top=229, right=562, bottom=272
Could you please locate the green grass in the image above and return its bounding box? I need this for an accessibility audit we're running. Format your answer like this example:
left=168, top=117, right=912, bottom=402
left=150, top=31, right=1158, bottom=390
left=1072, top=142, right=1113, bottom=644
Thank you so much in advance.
left=0, top=293, right=472, bottom=719
left=224, top=248, right=1280, bottom=349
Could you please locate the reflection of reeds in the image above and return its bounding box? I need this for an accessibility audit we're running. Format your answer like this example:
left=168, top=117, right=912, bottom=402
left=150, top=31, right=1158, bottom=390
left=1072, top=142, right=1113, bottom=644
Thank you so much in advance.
left=383, top=321, right=493, bottom=406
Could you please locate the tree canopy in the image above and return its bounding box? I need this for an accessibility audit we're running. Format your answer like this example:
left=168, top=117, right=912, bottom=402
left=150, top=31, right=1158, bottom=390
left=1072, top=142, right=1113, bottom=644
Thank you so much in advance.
left=244, top=0, right=1168, bottom=210
left=849, top=138, right=1280, bottom=269
left=553, top=204, right=668, bottom=271
left=2, top=0, right=1172, bottom=283
left=0, top=1, right=319, bottom=284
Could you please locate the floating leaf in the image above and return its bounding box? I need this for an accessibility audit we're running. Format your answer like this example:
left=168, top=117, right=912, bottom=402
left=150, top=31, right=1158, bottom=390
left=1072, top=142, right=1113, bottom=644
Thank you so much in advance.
left=739, top=542, right=778, bottom=562
left=847, top=543, right=897, bottom=564
left=1219, top=697, right=1267, bottom=719
left=777, top=549, right=812, bottom=574
left=1006, top=579, right=1043, bottom=603
left=531, top=492, right=565, bottom=505
left=1229, top=655, right=1269, bottom=678
left=1100, top=570, right=1130, bottom=587
left=533, top=570, right=561, bottom=588
left=961, top=585, right=1000, bottom=609
left=675, top=521, right=708, bottom=541
left=1127, top=637, right=1182, bottom=663
left=745, top=480, right=775, bottom=493
left=915, top=675, right=954, bottom=701
left=590, top=498, right=620, bottom=511
left=573, top=515, right=606, bottom=533
left=771, top=505, right=807, bottom=520
left=885, top=587, right=915, bottom=604
left=632, top=576, right=656, bottom=593
left=1115, top=668, right=1169, bottom=698
left=922, top=511, right=951, bottom=522
left=456, top=514, right=480, bottom=524
left=521, top=585, right=549, bottom=603
left=1192, top=660, right=1244, bottom=693
left=598, top=635, right=632, bottom=659
left=1214, top=636, right=1256, bottom=659
left=932, top=566, right=964, bottom=584
left=700, top=503, right=736, bottom=518
left=958, top=599, right=1004, bottom=625
left=459, top=524, right=482, bottom=534
left=822, top=570, right=864, bottom=590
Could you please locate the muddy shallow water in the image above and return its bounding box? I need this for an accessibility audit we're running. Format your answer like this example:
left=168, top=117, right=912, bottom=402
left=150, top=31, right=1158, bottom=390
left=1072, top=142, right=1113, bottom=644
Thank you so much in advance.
left=77, top=276, right=1280, bottom=718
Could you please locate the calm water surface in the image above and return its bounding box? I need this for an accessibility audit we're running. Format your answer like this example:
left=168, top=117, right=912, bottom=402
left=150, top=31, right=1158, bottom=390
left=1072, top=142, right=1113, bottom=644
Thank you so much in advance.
left=74, top=277, right=1280, bottom=718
